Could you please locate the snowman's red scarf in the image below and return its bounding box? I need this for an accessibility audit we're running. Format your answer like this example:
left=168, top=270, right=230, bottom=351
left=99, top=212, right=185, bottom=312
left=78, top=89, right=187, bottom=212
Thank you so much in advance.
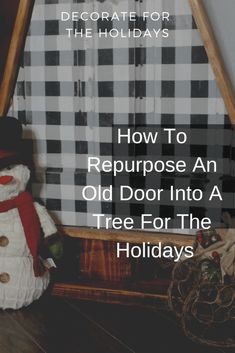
left=0, top=191, right=44, bottom=277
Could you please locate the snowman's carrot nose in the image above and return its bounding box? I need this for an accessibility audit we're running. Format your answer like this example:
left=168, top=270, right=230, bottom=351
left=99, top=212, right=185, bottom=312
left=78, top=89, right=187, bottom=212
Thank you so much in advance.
left=0, top=176, right=14, bottom=185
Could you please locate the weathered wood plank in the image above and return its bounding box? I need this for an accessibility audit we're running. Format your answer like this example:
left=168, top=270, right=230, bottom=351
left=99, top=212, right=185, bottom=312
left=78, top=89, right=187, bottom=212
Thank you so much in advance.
left=52, top=282, right=168, bottom=309
left=61, top=226, right=193, bottom=246
left=189, top=0, right=235, bottom=123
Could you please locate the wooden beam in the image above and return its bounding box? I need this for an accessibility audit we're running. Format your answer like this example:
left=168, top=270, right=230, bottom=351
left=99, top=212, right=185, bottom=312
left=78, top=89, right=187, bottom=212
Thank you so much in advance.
left=60, top=226, right=193, bottom=246
left=52, top=282, right=168, bottom=309
left=0, top=0, right=35, bottom=116
left=189, top=0, right=235, bottom=124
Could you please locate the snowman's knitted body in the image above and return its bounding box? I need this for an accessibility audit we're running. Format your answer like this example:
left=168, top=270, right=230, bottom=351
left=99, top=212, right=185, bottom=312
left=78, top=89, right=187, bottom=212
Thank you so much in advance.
left=0, top=165, right=57, bottom=309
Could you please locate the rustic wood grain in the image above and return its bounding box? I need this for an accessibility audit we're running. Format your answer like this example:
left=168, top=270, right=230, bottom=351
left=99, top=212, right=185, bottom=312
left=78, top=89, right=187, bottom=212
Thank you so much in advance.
left=79, top=239, right=132, bottom=281
left=53, top=236, right=173, bottom=307
left=61, top=226, right=193, bottom=246
left=189, top=0, right=235, bottom=123
left=0, top=310, right=44, bottom=353
left=52, top=282, right=168, bottom=308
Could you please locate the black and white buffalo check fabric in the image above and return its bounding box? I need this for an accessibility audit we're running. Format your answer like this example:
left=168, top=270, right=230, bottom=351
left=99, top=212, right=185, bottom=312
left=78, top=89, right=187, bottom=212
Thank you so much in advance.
left=10, top=0, right=234, bottom=229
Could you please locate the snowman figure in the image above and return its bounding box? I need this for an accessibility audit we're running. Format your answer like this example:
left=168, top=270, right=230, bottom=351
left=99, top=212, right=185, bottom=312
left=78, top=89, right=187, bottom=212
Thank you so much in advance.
left=0, top=116, right=61, bottom=309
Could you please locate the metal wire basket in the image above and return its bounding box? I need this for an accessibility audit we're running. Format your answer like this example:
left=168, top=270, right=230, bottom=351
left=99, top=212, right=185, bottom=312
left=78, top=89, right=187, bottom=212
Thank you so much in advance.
left=168, top=258, right=235, bottom=347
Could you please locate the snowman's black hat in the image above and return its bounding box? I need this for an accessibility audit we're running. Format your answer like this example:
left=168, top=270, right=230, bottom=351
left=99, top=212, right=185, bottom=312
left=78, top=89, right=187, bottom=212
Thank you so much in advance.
left=0, top=116, right=26, bottom=170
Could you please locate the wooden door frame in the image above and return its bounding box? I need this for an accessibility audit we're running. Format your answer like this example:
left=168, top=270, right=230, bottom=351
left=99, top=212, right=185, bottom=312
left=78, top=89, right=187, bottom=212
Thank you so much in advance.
left=61, top=0, right=235, bottom=245
left=1, top=0, right=234, bottom=247
left=0, top=0, right=233, bottom=308
left=189, top=0, right=235, bottom=124
left=0, top=0, right=35, bottom=117
left=54, top=1, right=235, bottom=304
left=0, top=0, right=229, bottom=305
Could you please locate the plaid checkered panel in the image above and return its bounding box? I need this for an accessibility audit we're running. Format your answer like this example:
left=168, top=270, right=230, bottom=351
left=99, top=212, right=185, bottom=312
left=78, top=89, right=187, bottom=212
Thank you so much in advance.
left=11, top=0, right=233, bottom=228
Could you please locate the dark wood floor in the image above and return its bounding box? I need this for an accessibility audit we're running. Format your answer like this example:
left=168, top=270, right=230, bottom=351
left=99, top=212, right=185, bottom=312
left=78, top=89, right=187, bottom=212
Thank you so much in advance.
left=0, top=295, right=233, bottom=353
